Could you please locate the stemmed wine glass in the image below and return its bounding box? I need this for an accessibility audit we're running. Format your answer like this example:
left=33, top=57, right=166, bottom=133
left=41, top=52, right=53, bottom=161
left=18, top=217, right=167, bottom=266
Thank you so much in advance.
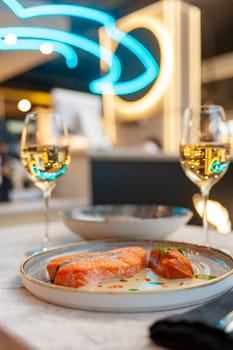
left=180, top=105, right=231, bottom=246
left=20, top=110, right=71, bottom=254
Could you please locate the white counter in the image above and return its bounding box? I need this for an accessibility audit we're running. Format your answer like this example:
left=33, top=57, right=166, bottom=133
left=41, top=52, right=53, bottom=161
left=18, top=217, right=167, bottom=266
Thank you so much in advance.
left=0, top=221, right=233, bottom=350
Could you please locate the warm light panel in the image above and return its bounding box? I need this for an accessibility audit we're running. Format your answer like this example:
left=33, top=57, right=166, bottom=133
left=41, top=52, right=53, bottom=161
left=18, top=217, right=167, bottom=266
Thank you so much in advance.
left=101, top=0, right=201, bottom=153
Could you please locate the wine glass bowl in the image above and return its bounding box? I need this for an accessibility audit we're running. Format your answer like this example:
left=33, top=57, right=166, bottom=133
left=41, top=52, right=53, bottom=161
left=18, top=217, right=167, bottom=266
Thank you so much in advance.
left=20, top=110, right=71, bottom=254
left=180, top=105, right=231, bottom=246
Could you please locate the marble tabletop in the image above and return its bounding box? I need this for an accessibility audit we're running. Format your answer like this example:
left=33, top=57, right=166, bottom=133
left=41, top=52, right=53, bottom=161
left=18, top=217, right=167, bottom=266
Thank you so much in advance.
left=0, top=220, right=233, bottom=350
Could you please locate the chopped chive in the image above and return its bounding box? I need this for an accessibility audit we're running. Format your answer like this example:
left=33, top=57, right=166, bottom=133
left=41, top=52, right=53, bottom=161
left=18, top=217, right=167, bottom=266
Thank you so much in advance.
left=195, top=274, right=217, bottom=280
left=128, top=288, right=139, bottom=291
left=177, top=246, right=184, bottom=255
left=151, top=245, right=185, bottom=257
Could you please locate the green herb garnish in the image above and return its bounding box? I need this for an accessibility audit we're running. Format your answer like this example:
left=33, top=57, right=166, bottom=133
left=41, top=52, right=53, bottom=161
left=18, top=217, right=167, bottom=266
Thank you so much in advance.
left=195, top=274, right=217, bottom=280
left=176, top=246, right=184, bottom=255
left=152, top=245, right=168, bottom=257
left=128, top=288, right=139, bottom=291
left=152, top=245, right=185, bottom=257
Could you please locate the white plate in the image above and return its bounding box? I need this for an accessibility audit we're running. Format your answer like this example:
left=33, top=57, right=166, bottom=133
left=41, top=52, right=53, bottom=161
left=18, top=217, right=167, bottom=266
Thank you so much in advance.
left=61, top=204, right=193, bottom=240
left=20, top=240, right=233, bottom=312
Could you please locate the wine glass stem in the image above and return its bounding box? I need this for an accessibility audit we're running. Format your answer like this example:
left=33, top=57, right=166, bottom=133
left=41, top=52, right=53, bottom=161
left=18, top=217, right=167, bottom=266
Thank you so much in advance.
left=43, top=192, right=50, bottom=247
left=201, top=188, right=210, bottom=246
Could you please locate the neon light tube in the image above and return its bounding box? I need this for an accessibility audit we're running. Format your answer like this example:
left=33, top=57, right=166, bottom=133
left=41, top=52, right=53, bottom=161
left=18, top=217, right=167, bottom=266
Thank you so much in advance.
left=0, top=0, right=161, bottom=95
left=0, top=39, right=78, bottom=68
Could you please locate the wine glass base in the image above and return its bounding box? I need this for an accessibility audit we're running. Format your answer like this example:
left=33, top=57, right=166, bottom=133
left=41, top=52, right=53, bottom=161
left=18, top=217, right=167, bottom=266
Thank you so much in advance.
left=25, top=243, right=53, bottom=257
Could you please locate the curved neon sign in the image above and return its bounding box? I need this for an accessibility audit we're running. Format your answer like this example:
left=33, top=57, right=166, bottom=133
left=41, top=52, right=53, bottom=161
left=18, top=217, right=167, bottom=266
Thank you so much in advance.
left=0, top=0, right=163, bottom=96
left=0, top=38, right=78, bottom=68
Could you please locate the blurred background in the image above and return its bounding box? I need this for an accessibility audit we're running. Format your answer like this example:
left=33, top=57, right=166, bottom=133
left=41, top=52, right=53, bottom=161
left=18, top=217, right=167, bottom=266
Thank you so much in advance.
left=0, top=0, right=232, bottom=230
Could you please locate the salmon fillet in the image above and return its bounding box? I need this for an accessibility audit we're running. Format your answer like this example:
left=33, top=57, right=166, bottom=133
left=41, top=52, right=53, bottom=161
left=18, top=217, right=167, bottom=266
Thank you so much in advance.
left=148, top=246, right=194, bottom=279
left=47, top=246, right=147, bottom=288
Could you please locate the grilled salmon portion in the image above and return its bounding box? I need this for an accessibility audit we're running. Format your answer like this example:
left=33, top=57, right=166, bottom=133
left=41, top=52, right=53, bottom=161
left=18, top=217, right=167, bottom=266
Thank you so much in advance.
left=47, top=246, right=147, bottom=288
left=148, top=246, right=194, bottom=279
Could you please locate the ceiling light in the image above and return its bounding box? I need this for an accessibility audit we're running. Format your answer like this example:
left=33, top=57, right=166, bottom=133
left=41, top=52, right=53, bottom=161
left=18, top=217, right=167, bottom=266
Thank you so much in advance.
left=40, top=42, right=53, bottom=54
left=17, top=99, right=31, bottom=112
left=4, top=33, right=17, bottom=45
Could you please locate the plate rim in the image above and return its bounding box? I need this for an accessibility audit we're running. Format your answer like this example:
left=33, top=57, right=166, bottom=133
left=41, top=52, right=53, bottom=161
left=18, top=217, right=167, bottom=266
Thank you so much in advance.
left=20, top=239, right=233, bottom=296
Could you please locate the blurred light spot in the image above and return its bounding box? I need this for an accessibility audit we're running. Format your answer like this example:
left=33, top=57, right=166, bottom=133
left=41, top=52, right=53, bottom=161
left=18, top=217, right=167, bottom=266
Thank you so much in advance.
left=17, top=99, right=31, bottom=112
left=193, top=193, right=231, bottom=234
left=40, top=42, right=53, bottom=54
left=4, top=33, right=17, bottom=45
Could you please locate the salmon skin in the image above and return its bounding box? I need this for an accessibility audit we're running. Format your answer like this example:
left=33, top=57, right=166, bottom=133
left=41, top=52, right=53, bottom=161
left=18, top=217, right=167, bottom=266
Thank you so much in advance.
left=46, top=246, right=147, bottom=288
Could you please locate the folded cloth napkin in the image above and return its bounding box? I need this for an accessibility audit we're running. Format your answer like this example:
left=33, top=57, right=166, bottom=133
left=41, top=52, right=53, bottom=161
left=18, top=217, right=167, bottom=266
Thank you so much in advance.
left=149, top=289, right=233, bottom=350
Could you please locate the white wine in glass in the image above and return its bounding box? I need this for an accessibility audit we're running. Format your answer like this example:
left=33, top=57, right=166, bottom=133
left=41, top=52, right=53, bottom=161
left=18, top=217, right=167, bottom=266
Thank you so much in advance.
left=180, top=105, right=231, bottom=246
left=20, top=111, right=71, bottom=254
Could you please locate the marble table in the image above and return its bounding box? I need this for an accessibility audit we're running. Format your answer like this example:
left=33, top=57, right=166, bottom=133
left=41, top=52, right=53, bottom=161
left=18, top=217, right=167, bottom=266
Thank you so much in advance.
left=0, top=221, right=233, bottom=350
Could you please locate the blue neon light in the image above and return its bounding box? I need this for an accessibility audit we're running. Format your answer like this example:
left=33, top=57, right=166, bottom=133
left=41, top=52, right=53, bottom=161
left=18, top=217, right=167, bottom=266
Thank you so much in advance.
left=0, top=0, right=160, bottom=95
left=0, top=26, right=122, bottom=87
left=0, top=39, right=78, bottom=68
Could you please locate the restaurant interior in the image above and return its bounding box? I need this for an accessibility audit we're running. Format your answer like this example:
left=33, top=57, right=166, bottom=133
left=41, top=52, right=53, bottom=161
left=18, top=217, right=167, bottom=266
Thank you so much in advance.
left=0, top=0, right=233, bottom=228
left=1, top=1, right=233, bottom=350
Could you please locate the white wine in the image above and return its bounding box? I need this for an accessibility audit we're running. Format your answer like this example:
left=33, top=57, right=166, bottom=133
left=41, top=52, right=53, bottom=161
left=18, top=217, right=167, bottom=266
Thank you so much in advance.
left=21, top=145, right=71, bottom=192
left=180, top=143, right=231, bottom=189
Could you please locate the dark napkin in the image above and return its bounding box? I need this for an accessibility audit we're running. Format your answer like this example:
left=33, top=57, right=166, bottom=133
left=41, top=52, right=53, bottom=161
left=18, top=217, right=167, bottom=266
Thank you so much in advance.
left=149, top=289, right=233, bottom=350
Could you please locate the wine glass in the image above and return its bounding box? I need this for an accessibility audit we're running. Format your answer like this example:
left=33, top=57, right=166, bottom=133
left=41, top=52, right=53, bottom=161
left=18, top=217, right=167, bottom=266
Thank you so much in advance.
left=180, top=105, right=231, bottom=246
left=20, top=110, right=71, bottom=254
